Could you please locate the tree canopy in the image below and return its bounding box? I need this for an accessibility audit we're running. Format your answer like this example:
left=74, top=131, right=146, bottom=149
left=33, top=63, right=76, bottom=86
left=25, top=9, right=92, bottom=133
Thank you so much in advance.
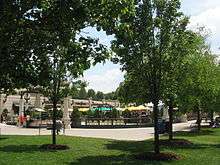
left=111, top=0, right=189, bottom=153
left=0, top=0, right=135, bottom=93
left=1, top=0, right=135, bottom=145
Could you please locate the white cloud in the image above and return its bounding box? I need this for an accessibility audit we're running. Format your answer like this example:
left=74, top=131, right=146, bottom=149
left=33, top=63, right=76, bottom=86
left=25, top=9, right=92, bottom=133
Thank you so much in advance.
left=199, top=0, right=220, bottom=10
left=82, top=68, right=124, bottom=93
left=80, top=1, right=220, bottom=93
left=188, top=7, right=220, bottom=54
left=181, top=0, right=220, bottom=15
left=189, top=7, right=220, bottom=33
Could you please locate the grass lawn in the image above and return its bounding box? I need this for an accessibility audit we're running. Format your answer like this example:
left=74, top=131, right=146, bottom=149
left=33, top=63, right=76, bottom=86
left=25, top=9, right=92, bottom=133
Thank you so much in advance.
left=0, top=128, right=220, bottom=165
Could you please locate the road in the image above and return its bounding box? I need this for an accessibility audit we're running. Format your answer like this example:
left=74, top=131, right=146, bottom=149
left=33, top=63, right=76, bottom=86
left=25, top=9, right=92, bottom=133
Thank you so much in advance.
left=0, top=121, right=194, bottom=141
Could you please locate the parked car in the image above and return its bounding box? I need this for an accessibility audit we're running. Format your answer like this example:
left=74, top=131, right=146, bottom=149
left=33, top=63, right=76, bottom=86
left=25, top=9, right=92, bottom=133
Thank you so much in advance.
left=212, top=117, right=220, bottom=128
left=215, top=117, right=220, bottom=123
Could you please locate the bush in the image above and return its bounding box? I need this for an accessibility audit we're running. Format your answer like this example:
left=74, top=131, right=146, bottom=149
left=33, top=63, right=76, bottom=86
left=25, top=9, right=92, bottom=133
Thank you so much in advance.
left=111, top=108, right=119, bottom=118
left=70, top=108, right=81, bottom=127
left=122, top=109, right=131, bottom=118
left=84, top=109, right=94, bottom=118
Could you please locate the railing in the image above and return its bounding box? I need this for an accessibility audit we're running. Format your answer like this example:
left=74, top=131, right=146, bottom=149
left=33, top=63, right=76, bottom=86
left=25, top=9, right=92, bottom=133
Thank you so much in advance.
left=79, top=117, right=152, bottom=127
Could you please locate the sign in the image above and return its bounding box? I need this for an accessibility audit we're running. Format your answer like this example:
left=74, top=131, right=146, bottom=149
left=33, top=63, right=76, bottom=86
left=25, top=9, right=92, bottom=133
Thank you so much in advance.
left=92, top=107, right=113, bottom=111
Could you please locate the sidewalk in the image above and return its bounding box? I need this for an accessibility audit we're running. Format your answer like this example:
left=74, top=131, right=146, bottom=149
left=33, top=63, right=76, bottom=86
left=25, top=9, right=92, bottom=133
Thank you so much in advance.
left=0, top=121, right=195, bottom=141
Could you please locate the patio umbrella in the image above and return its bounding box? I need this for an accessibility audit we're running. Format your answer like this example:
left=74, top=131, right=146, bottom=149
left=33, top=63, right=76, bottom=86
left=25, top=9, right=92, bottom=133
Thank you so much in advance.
left=127, top=105, right=148, bottom=111
left=78, top=108, right=90, bottom=112
left=33, top=108, right=45, bottom=112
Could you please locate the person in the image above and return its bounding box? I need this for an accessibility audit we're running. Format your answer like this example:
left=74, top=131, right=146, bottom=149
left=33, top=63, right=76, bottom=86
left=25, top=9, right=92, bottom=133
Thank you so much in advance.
left=56, top=120, right=63, bottom=135
left=0, top=115, right=3, bottom=123
left=212, top=118, right=220, bottom=128
left=18, top=115, right=23, bottom=126
left=212, top=122, right=220, bottom=128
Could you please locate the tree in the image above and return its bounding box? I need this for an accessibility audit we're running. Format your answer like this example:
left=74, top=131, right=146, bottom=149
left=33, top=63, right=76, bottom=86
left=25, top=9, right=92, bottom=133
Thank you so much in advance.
left=0, top=1, right=50, bottom=94
left=112, top=0, right=188, bottom=154
left=117, top=72, right=150, bottom=105
left=207, top=62, right=220, bottom=122
left=60, top=80, right=84, bottom=99
left=87, top=89, right=96, bottom=99
left=111, top=108, right=119, bottom=118
left=104, top=92, right=117, bottom=100
left=176, top=28, right=219, bottom=131
left=1, top=0, right=134, bottom=145
left=178, top=49, right=220, bottom=131
left=70, top=108, right=81, bottom=127
left=78, top=86, right=87, bottom=99
left=161, top=30, right=208, bottom=140
left=96, top=91, right=104, bottom=101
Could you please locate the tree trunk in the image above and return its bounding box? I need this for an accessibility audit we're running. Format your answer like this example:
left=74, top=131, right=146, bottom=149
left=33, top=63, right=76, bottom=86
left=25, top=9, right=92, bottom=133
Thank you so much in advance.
left=197, top=108, right=201, bottom=132
left=52, top=97, right=57, bottom=145
left=153, top=100, right=160, bottom=154
left=168, top=98, right=174, bottom=141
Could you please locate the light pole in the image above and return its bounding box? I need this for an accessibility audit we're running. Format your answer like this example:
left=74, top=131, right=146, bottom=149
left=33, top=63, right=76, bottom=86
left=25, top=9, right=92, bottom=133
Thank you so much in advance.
left=89, top=97, right=92, bottom=110
left=24, top=93, right=30, bottom=117
left=18, top=92, right=25, bottom=127
left=0, top=94, right=7, bottom=123
left=23, top=93, right=30, bottom=128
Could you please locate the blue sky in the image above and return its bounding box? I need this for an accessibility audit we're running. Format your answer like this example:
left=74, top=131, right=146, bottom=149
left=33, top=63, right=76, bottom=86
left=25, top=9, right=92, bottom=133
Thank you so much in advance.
left=81, top=0, right=220, bottom=93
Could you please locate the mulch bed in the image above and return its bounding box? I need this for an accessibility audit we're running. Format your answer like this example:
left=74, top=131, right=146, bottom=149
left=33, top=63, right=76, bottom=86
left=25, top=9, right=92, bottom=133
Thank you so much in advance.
left=160, top=139, right=193, bottom=147
left=39, top=144, right=70, bottom=150
left=135, top=152, right=182, bottom=161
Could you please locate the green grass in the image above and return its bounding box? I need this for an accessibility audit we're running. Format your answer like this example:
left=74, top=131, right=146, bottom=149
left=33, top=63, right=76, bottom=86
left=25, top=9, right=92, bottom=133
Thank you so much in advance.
left=0, top=128, right=220, bottom=165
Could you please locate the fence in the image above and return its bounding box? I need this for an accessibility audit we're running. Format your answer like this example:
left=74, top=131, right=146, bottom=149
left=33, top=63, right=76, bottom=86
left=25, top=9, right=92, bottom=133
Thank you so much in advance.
left=72, top=117, right=152, bottom=128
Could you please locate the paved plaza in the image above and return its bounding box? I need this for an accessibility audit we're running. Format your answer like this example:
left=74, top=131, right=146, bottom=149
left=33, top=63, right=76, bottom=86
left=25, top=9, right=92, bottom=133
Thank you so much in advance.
left=0, top=121, right=194, bottom=141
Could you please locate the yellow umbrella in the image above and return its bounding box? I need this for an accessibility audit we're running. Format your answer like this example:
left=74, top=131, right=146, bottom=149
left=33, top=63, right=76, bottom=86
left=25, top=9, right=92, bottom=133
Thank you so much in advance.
left=127, top=106, right=139, bottom=111
left=78, top=108, right=90, bottom=112
left=127, top=105, right=149, bottom=111
left=137, top=105, right=149, bottom=110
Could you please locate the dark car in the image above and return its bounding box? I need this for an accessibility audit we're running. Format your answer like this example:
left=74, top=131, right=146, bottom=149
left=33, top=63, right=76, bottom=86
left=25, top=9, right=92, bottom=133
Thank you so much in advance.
left=215, top=117, right=220, bottom=123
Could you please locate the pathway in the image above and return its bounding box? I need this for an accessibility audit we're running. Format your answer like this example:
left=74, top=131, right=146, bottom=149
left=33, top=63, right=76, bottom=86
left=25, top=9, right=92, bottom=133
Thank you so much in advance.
left=0, top=121, right=195, bottom=141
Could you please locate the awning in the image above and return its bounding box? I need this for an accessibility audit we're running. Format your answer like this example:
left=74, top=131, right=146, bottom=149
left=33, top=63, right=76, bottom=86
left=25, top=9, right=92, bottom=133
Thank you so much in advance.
left=33, top=108, right=45, bottom=112
left=78, top=108, right=90, bottom=112
left=48, top=108, right=73, bottom=112
left=126, top=105, right=149, bottom=111
left=92, top=107, right=113, bottom=111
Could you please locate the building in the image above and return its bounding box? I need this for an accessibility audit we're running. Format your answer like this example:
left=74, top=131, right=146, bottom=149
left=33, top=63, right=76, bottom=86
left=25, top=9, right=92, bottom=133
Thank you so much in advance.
left=0, top=94, right=120, bottom=118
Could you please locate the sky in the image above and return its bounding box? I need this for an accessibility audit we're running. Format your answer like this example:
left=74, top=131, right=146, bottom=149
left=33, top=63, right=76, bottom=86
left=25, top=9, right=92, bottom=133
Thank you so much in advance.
left=81, top=0, right=220, bottom=93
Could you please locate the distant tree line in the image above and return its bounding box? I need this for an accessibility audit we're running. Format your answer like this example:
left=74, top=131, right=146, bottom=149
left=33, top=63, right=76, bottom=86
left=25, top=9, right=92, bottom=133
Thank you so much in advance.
left=75, top=88, right=118, bottom=101
left=60, top=81, right=118, bottom=101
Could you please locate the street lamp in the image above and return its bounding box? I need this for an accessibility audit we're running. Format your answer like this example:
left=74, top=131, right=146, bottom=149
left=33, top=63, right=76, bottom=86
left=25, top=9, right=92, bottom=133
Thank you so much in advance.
left=0, top=94, right=7, bottom=123
left=24, top=93, right=30, bottom=117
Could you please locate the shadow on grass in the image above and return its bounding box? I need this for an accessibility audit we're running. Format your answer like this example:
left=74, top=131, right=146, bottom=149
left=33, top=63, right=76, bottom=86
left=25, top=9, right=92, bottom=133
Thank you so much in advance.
left=106, top=140, right=153, bottom=154
left=212, top=144, right=220, bottom=148
left=69, top=154, right=163, bottom=165
left=105, top=139, right=208, bottom=153
left=66, top=128, right=220, bottom=165
left=0, top=144, right=57, bottom=153
left=0, top=137, right=8, bottom=141
left=68, top=141, right=169, bottom=165
left=0, top=145, right=40, bottom=153
left=107, top=140, right=210, bottom=154
left=68, top=131, right=220, bottom=165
